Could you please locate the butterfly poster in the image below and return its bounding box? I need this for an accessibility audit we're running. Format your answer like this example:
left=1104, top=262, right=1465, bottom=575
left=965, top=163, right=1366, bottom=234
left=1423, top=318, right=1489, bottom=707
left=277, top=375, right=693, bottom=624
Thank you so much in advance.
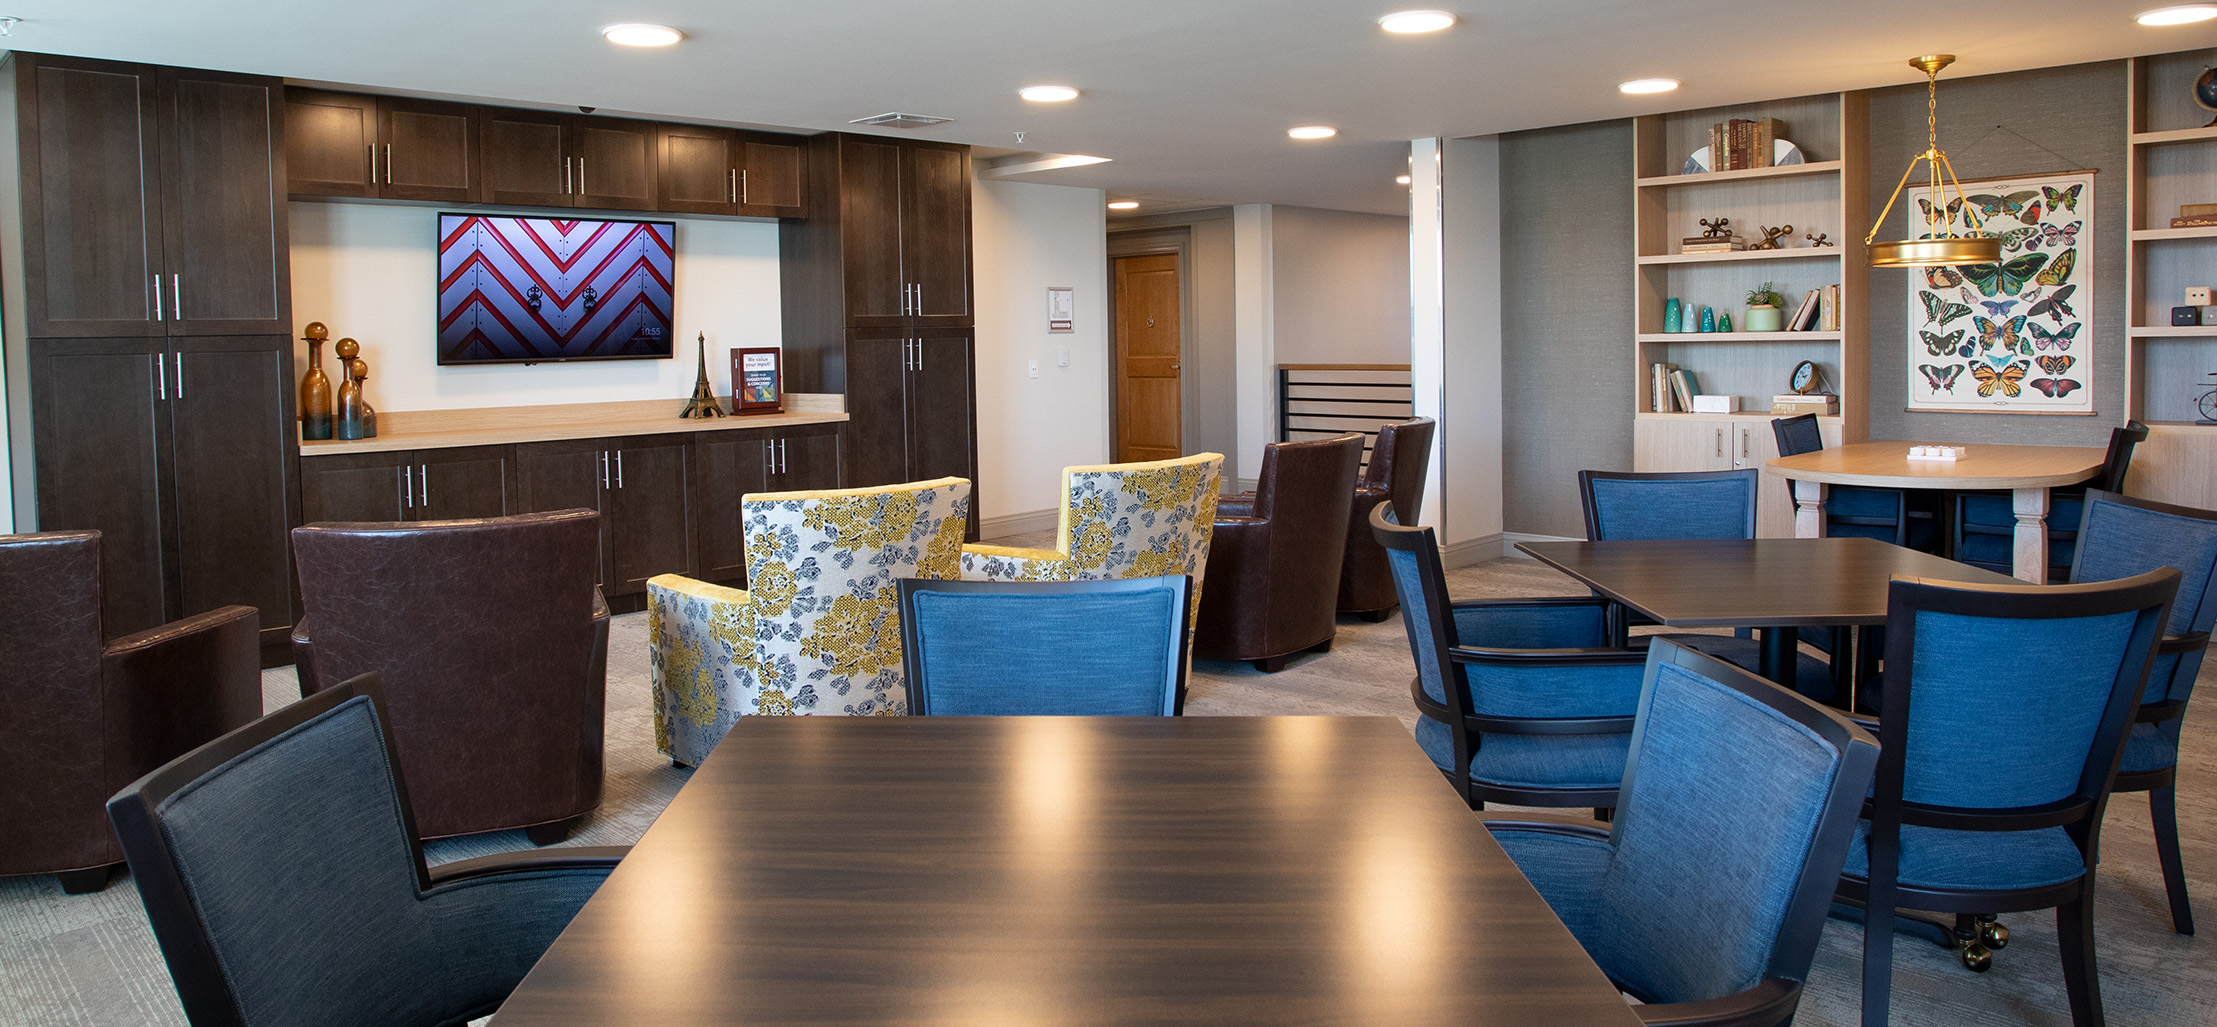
left=1905, top=171, right=2093, bottom=414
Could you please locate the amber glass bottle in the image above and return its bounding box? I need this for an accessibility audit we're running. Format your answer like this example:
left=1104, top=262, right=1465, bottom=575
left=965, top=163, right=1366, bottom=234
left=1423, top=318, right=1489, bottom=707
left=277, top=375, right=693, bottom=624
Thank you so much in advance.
left=299, top=322, right=334, bottom=440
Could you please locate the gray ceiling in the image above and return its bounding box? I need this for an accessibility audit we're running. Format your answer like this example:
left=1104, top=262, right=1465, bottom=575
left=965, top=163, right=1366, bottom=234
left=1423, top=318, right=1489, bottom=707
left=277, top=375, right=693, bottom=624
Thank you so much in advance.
left=4, top=0, right=2213, bottom=216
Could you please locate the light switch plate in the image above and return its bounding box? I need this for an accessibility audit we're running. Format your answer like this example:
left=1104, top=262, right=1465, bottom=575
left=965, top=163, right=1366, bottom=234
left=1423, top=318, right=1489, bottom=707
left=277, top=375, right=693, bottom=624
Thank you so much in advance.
left=1028, top=360, right=1040, bottom=379
left=1057, top=347, right=1069, bottom=367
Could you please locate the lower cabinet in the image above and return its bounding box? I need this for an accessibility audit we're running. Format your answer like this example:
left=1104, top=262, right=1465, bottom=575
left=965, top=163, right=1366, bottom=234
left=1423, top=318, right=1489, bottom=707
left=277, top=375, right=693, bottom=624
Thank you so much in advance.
left=846, top=327, right=978, bottom=537
left=300, top=445, right=514, bottom=522
left=694, top=422, right=842, bottom=584
left=516, top=436, right=695, bottom=597
left=1633, top=416, right=1838, bottom=539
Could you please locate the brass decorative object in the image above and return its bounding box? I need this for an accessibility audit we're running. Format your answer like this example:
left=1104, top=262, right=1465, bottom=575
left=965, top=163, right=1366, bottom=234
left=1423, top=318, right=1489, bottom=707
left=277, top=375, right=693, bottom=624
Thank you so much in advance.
left=334, top=338, right=377, bottom=440
left=299, top=322, right=334, bottom=440
left=679, top=332, right=726, bottom=418
left=1867, top=55, right=2002, bottom=267
left=1806, top=231, right=1832, bottom=247
left=1699, top=216, right=1732, bottom=238
left=1752, top=224, right=1794, bottom=250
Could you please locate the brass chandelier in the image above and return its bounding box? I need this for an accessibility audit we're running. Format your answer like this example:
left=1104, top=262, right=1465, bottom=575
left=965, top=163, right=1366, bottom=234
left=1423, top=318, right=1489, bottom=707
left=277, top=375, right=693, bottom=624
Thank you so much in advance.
left=1867, top=54, right=2002, bottom=267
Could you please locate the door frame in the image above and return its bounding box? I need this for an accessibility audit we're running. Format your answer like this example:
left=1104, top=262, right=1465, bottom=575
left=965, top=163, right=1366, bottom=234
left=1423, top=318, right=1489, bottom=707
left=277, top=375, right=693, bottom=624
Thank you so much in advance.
left=1105, top=229, right=1197, bottom=459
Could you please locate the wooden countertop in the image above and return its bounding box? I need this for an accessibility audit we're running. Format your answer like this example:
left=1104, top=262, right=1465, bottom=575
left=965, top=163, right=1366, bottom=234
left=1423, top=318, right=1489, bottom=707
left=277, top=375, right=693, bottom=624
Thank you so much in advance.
left=1765, top=439, right=2104, bottom=490
left=298, top=396, right=846, bottom=457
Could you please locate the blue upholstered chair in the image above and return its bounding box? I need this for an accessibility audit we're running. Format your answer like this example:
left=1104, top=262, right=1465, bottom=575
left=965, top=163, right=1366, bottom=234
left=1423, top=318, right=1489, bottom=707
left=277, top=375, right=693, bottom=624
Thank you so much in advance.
left=106, top=674, right=627, bottom=1027
left=1771, top=414, right=1938, bottom=550
left=1373, top=504, right=1647, bottom=812
left=897, top=576, right=1191, bottom=715
left=2069, top=489, right=2217, bottom=936
left=1953, top=421, right=2147, bottom=580
left=1483, top=638, right=1878, bottom=1027
left=1840, top=568, right=2179, bottom=1027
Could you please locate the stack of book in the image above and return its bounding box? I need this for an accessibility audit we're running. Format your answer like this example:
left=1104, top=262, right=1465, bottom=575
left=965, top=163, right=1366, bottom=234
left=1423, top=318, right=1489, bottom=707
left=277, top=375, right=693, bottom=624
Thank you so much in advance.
left=1772, top=393, right=1838, bottom=416
left=1780, top=285, right=1842, bottom=332
left=1680, top=234, right=1746, bottom=254
left=2172, top=202, right=2217, bottom=229
left=1650, top=363, right=1698, bottom=412
left=1708, top=117, right=1781, bottom=172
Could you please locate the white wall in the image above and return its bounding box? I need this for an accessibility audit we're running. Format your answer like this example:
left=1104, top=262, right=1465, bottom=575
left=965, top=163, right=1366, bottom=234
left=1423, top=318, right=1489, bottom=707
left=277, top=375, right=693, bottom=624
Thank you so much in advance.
left=1270, top=206, right=1411, bottom=365
left=287, top=202, right=782, bottom=411
left=969, top=175, right=1110, bottom=523
left=1441, top=136, right=1505, bottom=557
left=1231, top=204, right=1274, bottom=485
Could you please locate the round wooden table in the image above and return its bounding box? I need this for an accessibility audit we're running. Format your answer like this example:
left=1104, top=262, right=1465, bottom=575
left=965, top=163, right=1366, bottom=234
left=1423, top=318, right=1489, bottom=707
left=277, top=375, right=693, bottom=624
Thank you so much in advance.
left=1766, top=440, right=2106, bottom=583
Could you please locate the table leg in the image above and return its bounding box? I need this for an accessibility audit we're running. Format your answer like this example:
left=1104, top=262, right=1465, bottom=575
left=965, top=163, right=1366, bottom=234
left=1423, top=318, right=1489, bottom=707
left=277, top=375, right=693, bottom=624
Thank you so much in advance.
left=1760, top=626, right=1799, bottom=695
left=1792, top=479, right=1828, bottom=539
left=2011, top=486, right=2052, bottom=584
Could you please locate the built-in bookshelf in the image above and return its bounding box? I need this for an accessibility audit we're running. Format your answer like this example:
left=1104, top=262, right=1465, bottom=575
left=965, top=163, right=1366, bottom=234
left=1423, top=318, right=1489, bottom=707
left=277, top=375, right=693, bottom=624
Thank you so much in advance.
left=1630, top=92, right=1869, bottom=537
left=2125, top=52, right=2217, bottom=510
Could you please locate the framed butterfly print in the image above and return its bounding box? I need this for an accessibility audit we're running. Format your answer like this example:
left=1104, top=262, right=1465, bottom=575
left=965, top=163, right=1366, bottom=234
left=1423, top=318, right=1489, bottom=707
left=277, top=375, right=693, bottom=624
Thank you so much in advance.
left=1905, top=170, right=2094, bottom=414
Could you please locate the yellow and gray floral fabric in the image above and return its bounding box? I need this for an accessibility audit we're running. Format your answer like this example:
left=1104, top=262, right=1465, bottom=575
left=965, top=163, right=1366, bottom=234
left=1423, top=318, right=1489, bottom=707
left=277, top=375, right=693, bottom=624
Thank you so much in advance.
left=960, top=453, right=1222, bottom=617
left=647, top=477, right=971, bottom=765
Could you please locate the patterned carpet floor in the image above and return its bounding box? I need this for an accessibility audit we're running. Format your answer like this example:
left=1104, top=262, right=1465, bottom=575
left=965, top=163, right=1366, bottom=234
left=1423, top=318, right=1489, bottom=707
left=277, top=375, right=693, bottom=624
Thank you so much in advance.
left=1, top=555, right=2208, bottom=1025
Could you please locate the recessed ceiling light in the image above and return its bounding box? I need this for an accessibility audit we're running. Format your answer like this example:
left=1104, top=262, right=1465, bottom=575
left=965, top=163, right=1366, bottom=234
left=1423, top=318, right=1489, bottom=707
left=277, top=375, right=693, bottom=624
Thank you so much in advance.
left=1019, top=85, right=1080, bottom=102
left=1618, top=78, right=1680, bottom=95
left=1395, top=174, right=1412, bottom=185
left=1108, top=200, right=1140, bottom=210
left=603, top=23, right=683, bottom=47
left=2138, top=4, right=2217, bottom=24
left=1378, top=10, right=1456, bottom=33
left=1288, top=125, right=1338, bottom=140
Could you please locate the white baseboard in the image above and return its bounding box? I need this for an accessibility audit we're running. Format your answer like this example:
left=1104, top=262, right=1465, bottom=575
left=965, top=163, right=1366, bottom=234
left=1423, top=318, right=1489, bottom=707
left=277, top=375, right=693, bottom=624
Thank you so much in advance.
left=1440, top=532, right=1504, bottom=570
left=979, top=508, right=1061, bottom=542
left=1501, top=531, right=1579, bottom=558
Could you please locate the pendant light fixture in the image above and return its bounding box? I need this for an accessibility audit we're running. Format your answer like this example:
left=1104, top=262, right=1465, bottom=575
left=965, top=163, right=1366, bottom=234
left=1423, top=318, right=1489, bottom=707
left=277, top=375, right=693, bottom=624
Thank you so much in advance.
left=1866, top=55, right=2001, bottom=267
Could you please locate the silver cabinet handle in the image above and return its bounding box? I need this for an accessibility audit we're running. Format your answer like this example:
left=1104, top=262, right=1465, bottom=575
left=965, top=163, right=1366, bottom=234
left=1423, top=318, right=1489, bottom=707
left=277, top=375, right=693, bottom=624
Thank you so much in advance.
left=565, top=156, right=573, bottom=194
left=173, top=274, right=181, bottom=320
left=174, top=353, right=183, bottom=397
left=728, top=168, right=737, bottom=203
left=600, top=451, right=610, bottom=489
left=385, top=143, right=392, bottom=185
left=400, top=466, right=411, bottom=510
left=155, top=353, right=166, bottom=400
left=153, top=275, right=163, bottom=322
left=615, top=450, right=624, bottom=488
left=577, top=157, right=586, bottom=195
left=368, top=143, right=376, bottom=183
left=740, top=168, right=749, bottom=203
left=419, top=465, right=430, bottom=507
left=913, top=337, right=923, bottom=371
left=777, top=439, right=787, bottom=475
left=1741, top=428, right=1750, bottom=460
left=1714, top=428, right=1723, bottom=458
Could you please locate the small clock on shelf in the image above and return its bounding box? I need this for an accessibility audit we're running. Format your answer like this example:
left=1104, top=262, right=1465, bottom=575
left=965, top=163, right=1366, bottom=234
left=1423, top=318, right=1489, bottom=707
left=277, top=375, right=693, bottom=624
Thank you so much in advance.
left=1788, top=359, right=1823, bottom=395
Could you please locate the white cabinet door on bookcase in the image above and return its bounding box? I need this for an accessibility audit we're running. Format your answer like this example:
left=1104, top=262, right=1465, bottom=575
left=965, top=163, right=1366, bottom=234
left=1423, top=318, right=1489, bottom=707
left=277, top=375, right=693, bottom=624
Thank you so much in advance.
left=1635, top=418, right=1734, bottom=472
left=2126, top=52, right=2217, bottom=512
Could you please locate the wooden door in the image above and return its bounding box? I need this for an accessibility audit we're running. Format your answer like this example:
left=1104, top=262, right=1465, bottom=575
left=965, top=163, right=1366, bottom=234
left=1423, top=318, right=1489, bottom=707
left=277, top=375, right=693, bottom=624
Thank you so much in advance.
left=694, top=431, right=770, bottom=584
left=843, top=330, right=913, bottom=487
left=777, top=426, right=842, bottom=491
left=902, top=143, right=972, bottom=324
left=159, top=68, right=289, bottom=335
left=170, top=337, right=296, bottom=642
left=479, top=108, right=573, bottom=207
left=378, top=97, right=477, bottom=202
left=838, top=138, right=908, bottom=325
left=571, top=117, right=657, bottom=211
left=1633, top=418, right=1735, bottom=473
left=283, top=89, right=377, bottom=198
left=605, top=439, right=693, bottom=594
left=301, top=457, right=405, bottom=522
left=658, top=123, right=738, bottom=215
left=416, top=448, right=515, bottom=521
left=17, top=55, right=166, bottom=337
left=909, top=329, right=977, bottom=487
left=1113, top=253, right=1183, bottom=462
left=28, top=338, right=172, bottom=635
left=737, top=132, right=804, bottom=217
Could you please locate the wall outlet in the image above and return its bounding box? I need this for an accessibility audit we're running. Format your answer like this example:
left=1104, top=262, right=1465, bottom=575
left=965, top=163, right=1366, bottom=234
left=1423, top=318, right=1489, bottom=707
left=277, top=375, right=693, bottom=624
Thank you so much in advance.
left=1028, top=360, right=1040, bottom=379
left=1057, top=347, right=1069, bottom=367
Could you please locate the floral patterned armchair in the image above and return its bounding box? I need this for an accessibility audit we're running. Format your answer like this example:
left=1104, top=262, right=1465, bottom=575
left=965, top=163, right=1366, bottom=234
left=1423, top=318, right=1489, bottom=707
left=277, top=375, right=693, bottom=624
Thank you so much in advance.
left=647, top=477, right=971, bottom=766
left=960, top=453, right=1223, bottom=618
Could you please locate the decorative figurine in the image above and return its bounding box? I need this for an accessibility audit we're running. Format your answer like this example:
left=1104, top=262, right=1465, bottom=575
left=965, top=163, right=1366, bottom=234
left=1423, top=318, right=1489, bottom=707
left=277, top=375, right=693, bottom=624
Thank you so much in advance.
left=351, top=357, right=377, bottom=438
left=1698, top=217, right=1731, bottom=239
left=2195, top=66, right=2217, bottom=128
left=1805, top=231, right=1833, bottom=247
left=1719, top=312, right=1734, bottom=333
left=333, top=338, right=377, bottom=440
left=299, top=322, right=334, bottom=441
left=1664, top=297, right=1683, bottom=333
left=680, top=332, right=726, bottom=418
left=1752, top=223, right=1794, bottom=250
left=1698, top=305, right=1716, bottom=332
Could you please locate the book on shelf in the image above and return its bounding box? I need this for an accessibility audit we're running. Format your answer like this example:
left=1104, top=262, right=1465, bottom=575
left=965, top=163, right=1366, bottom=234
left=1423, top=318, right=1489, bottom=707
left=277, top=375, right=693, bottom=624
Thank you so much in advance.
left=1651, top=362, right=1680, bottom=412
left=1786, top=289, right=1821, bottom=331
left=1771, top=393, right=1838, bottom=415
left=2170, top=214, right=2217, bottom=229
left=1823, top=284, right=1841, bottom=331
left=1668, top=368, right=1698, bottom=412
left=2181, top=203, right=2217, bottom=217
left=1680, top=237, right=1747, bottom=253
left=1709, top=122, right=1725, bottom=172
left=1752, top=117, right=1778, bottom=169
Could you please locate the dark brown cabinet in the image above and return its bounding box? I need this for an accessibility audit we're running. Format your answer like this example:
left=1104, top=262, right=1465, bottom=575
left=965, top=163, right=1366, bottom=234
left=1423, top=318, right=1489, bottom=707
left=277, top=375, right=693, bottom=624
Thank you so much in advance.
left=844, top=329, right=977, bottom=490
left=786, top=134, right=971, bottom=331
left=516, top=436, right=694, bottom=595
left=29, top=336, right=298, bottom=647
left=9, top=54, right=289, bottom=339
left=695, top=422, right=843, bottom=583
left=284, top=90, right=478, bottom=202
left=300, top=445, right=514, bottom=523
left=657, top=123, right=806, bottom=218
left=478, top=109, right=656, bottom=211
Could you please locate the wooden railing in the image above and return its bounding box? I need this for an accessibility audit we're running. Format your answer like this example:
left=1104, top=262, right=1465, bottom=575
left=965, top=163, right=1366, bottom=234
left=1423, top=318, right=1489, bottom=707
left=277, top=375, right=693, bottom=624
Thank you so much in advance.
left=1275, top=363, right=1415, bottom=470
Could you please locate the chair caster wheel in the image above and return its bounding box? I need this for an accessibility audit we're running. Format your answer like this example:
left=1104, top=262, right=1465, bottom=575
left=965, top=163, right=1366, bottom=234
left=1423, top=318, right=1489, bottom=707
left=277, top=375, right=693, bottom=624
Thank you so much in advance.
left=1960, top=943, right=1993, bottom=972
left=1979, top=920, right=2009, bottom=949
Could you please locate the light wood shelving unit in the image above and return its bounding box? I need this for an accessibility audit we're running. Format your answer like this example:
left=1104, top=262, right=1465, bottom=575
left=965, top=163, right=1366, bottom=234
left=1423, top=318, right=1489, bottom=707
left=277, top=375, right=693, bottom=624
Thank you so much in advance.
left=2124, top=53, right=2217, bottom=510
left=1631, top=91, right=1869, bottom=537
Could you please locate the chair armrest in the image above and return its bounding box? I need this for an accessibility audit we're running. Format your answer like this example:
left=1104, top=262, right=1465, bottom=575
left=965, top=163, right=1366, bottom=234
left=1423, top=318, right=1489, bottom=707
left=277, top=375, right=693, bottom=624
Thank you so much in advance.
left=647, top=572, right=750, bottom=606
left=1632, top=978, right=1803, bottom=1027
left=960, top=544, right=1078, bottom=581
left=1448, top=644, right=1649, bottom=667
left=428, top=845, right=631, bottom=886
left=2137, top=698, right=2188, bottom=724
left=1450, top=596, right=1617, bottom=649
left=102, top=605, right=263, bottom=774
left=2158, top=630, right=2210, bottom=657
left=1475, top=812, right=1614, bottom=842
left=1216, top=494, right=1257, bottom=520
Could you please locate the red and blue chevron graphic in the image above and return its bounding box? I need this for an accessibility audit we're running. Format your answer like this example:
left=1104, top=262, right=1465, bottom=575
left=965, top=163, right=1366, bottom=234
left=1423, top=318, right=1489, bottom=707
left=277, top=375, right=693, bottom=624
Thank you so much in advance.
left=437, top=214, right=676, bottom=363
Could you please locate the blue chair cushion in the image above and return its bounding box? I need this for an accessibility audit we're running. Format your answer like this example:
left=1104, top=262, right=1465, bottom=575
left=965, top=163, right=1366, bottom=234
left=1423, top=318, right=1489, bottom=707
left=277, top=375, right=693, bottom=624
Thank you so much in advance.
left=1488, top=825, right=1613, bottom=943
left=1843, top=821, right=2086, bottom=892
left=1415, top=716, right=1629, bottom=791
left=2119, top=722, right=2178, bottom=775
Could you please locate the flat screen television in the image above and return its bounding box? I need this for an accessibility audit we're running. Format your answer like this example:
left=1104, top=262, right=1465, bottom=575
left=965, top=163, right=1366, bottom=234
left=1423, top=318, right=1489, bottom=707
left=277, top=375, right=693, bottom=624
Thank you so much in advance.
left=437, top=213, right=676, bottom=364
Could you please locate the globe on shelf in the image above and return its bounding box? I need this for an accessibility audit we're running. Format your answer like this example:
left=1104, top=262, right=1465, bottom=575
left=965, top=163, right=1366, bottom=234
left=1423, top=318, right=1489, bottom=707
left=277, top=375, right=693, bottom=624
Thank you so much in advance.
left=2195, top=66, right=2217, bottom=126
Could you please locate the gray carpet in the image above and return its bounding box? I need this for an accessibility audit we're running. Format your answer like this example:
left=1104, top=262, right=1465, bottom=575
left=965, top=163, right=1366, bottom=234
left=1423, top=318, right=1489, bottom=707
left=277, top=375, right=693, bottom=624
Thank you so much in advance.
left=2, top=556, right=2208, bottom=1025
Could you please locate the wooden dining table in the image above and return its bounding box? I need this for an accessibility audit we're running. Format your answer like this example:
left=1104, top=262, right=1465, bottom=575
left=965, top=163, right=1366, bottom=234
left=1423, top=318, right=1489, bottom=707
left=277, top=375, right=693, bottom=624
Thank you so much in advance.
left=1765, top=440, right=2105, bottom=583
left=490, top=715, right=1642, bottom=1026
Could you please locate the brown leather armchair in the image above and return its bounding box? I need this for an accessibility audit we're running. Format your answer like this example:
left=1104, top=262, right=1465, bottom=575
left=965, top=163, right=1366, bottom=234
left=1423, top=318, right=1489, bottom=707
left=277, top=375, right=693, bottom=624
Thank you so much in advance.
left=292, top=510, right=609, bottom=844
left=1338, top=417, right=1437, bottom=620
left=1193, top=434, right=1364, bottom=671
left=0, top=530, right=260, bottom=893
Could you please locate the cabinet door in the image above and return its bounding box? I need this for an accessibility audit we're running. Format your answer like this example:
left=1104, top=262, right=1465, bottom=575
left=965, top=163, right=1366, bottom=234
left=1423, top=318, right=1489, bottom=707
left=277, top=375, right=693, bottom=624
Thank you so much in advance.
left=170, top=337, right=297, bottom=641
left=479, top=108, right=573, bottom=207
left=658, top=123, right=737, bottom=215
left=283, top=88, right=376, bottom=198
left=902, top=143, right=972, bottom=324
left=301, top=458, right=405, bottom=523
left=416, top=448, right=515, bottom=521
left=777, top=426, right=843, bottom=491
left=29, top=339, right=172, bottom=634
left=909, top=331, right=977, bottom=485
left=737, top=132, right=804, bottom=217
left=17, top=56, right=165, bottom=337
left=159, top=68, right=289, bottom=335
left=839, top=137, right=908, bottom=325
left=378, top=97, right=477, bottom=202
left=1633, top=418, right=1734, bottom=473
left=605, top=439, right=693, bottom=595
left=843, top=330, right=913, bottom=487
left=695, top=431, right=770, bottom=584
left=571, top=117, right=657, bottom=211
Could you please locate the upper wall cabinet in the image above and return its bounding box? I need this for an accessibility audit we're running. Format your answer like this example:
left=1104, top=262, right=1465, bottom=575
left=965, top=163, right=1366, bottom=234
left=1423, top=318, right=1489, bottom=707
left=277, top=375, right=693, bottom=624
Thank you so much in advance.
left=478, top=109, right=657, bottom=211
left=10, top=54, right=290, bottom=338
left=285, top=89, right=478, bottom=202
left=657, top=123, right=804, bottom=218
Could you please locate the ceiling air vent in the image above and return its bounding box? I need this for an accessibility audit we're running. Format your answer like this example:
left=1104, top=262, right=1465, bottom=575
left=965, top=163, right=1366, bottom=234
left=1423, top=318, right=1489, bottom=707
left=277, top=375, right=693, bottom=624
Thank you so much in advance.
left=850, top=112, right=953, bottom=129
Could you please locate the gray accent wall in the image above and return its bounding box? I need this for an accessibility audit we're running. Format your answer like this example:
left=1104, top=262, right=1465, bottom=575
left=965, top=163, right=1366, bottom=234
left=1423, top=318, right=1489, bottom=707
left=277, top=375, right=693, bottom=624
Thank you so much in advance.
left=1499, top=120, right=1635, bottom=538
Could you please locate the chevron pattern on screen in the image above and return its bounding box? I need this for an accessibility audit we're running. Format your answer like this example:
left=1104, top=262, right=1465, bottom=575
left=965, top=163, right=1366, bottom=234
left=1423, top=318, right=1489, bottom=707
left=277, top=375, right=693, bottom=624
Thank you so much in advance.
left=437, top=214, right=676, bottom=363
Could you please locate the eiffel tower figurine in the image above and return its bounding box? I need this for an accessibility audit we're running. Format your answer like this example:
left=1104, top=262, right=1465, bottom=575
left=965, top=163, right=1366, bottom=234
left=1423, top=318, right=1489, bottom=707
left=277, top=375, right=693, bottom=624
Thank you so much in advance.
left=679, top=332, right=725, bottom=418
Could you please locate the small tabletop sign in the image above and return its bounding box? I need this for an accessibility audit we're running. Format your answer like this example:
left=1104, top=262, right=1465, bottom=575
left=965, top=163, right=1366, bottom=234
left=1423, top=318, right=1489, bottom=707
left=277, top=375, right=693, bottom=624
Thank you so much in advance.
left=732, top=347, right=783, bottom=415
left=1047, top=286, right=1074, bottom=333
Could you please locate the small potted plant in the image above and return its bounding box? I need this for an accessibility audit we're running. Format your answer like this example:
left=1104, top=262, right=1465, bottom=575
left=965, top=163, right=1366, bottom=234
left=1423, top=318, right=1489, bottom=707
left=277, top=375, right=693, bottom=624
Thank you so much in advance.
left=1744, top=282, right=1785, bottom=332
